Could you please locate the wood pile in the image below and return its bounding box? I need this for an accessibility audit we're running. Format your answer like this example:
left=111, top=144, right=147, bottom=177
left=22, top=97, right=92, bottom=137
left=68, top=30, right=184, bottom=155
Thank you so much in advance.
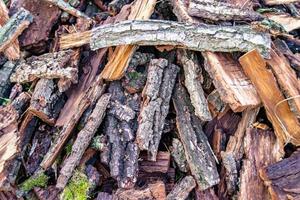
left=0, top=0, right=300, bottom=199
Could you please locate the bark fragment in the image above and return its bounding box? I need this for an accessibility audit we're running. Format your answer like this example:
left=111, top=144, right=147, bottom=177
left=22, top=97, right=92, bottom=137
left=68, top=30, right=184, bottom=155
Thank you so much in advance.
left=171, top=138, right=188, bottom=172
left=239, top=49, right=300, bottom=146
left=166, top=176, right=196, bottom=200
left=0, top=61, right=16, bottom=98
left=188, top=0, right=262, bottom=21
left=136, top=59, right=179, bottom=161
left=203, top=52, right=261, bottom=112
left=60, top=20, right=272, bottom=58
left=173, top=83, right=219, bottom=190
left=56, top=94, right=110, bottom=189
left=260, top=150, right=300, bottom=200
left=0, top=8, right=33, bottom=53
left=177, top=49, right=212, bottom=121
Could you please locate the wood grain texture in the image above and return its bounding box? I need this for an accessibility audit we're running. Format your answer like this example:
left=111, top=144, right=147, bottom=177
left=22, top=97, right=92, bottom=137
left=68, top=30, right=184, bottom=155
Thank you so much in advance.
left=265, top=13, right=300, bottom=32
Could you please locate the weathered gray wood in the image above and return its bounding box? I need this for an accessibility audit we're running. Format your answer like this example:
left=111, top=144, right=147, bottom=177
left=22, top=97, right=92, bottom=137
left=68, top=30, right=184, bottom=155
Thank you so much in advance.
left=188, top=0, right=262, bottom=21
left=56, top=94, right=110, bottom=189
left=166, top=176, right=196, bottom=200
left=136, top=59, right=179, bottom=161
left=173, top=83, right=219, bottom=190
left=61, top=20, right=271, bottom=58
left=177, top=49, right=212, bottom=121
left=0, top=8, right=33, bottom=52
left=0, top=61, right=16, bottom=98
left=171, top=138, right=188, bottom=172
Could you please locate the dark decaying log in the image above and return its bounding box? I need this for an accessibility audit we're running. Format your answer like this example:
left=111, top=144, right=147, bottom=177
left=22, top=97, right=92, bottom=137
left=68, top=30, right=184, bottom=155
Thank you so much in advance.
left=60, top=20, right=271, bottom=58
left=40, top=80, right=105, bottom=170
left=10, top=50, right=78, bottom=90
left=260, top=150, right=300, bottom=200
left=10, top=0, right=61, bottom=48
left=239, top=128, right=280, bottom=200
left=173, top=83, right=219, bottom=190
left=139, top=151, right=170, bottom=174
left=203, top=52, right=261, bottom=112
left=166, top=176, right=196, bottom=200
left=187, top=0, right=262, bottom=21
left=33, top=186, right=60, bottom=200
left=96, top=192, right=113, bottom=200
left=136, top=58, right=179, bottom=161
left=0, top=0, right=20, bottom=60
left=56, top=94, right=110, bottom=189
left=239, top=49, right=300, bottom=147
left=101, top=82, right=139, bottom=189
left=177, top=49, right=212, bottom=121
left=0, top=61, right=16, bottom=98
left=171, top=138, right=188, bottom=172
left=0, top=8, right=33, bottom=53
left=28, top=79, right=65, bottom=125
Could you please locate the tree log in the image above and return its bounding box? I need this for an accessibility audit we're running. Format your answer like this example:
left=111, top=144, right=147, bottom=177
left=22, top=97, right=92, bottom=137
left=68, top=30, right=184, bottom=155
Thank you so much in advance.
left=56, top=94, right=110, bottom=189
left=166, top=176, right=196, bottom=200
left=136, top=59, right=179, bottom=161
left=28, top=79, right=65, bottom=125
left=264, top=13, right=300, bottom=32
left=177, top=49, right=212, bottom=121
left=264, top=0, right=300, bottom=5
left=260, top=150, right=300, bottom=200
left=60, top=20, right=271, bottom=58
left=239, top=128, right=280, bottom=200
left=173, top=83, right=219, bottom=190
left=0, top=0, right=20, bottom=60
left=188, top=0, right=262, bottom=21
left=0, top=61, right=16, bottom=98
left=171, top=138, right=188, bottom=172
left=203, top=52, right=261, bottom=112
left=239, top=49, right=300, bottom=146
left=0, top=8, right=33, bottom=53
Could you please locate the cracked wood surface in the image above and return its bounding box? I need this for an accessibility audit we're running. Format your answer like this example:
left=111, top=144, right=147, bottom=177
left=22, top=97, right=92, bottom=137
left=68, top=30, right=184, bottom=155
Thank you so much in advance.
left=203, top=52, right=261, bottom=112
left=0, top=8, right=33, bottom=53
left=60, top=20, right=271, bottom=58
left=136, top=58, right=179, bottom=161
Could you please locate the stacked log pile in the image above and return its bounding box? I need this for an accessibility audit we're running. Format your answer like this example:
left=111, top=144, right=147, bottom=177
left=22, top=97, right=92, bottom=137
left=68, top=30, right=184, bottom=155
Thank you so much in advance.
left=0, top=0, right=300, bottom=199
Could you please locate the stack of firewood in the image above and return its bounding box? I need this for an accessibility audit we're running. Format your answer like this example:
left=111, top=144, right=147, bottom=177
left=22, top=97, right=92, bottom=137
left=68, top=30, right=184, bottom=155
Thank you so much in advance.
left=0, top=0, right=300, bottom=199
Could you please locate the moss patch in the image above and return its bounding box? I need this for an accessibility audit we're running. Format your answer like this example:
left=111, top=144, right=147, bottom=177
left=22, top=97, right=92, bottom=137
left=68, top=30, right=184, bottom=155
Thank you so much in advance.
left=61, top=170, right=91, bottom=200
left=20, top=173, right=49, bottom=192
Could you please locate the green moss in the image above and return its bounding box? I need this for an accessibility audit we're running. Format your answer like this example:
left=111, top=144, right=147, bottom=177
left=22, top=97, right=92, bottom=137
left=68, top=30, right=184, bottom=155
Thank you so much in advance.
left=61, top=170, right=90, bottom=200
left=127, top=71, right=141, bottom=80
left=0, top=97, right=10, bottom=106
left=65, top=142, right=73, bottom=156
left=20, top=173, right=49, bottom=192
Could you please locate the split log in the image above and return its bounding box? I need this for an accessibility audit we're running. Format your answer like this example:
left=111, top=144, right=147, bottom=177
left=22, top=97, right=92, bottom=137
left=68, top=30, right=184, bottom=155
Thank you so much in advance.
left=0, top=0, right=20, bottom=60
left=187, top=0, right=262, bottom=21
left=260, top=150, right=300, bottom=200
left=10, top=0, right=61, bottom=48
left=113, top=181, right=166, bottom=200
left=56, top=94, right=110, bottom=189
left=43, top=0, right=90, bottom=19
left=0, top=61, right=16, bottom=98
left=177, top=49, right=212, bottom=121
left=266, top=46, right=300, bottom=117
left=139, top=151, right=170, bottom=174
left=171, top=138, right=188, bottom=172
left=166, top=176, right=196, bottom=200
left=100, top=0, right=156, bottom=80
left=239, top=128, right=280, bottom=200
left=10, top=50, right=78, bottom=90
left=40, top=80, right=105, bottom=170
left=239, top=49, right=300, bottom=146
left=203, top=52, right=261, bottom=112
left=28, top=79, right=64, bottom=125
left=264, top=13, right=300, bottom=32
left=101, top=82, right=139, bottom=189
left=136, top=59, right=179, bottom=161
left=0, top=8, right=33, bottom=53
left=60, top=20, right=272, bottom=58
left=264, top=0, right=300, bottom=5
left=173, top=83, right=219, bottom=190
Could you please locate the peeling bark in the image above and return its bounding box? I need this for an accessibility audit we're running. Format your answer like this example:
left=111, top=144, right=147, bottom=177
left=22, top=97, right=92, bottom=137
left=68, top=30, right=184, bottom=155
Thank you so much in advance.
left=171, top=138, right=188, bottom=172
left=166, top=176, right=196, bottom=200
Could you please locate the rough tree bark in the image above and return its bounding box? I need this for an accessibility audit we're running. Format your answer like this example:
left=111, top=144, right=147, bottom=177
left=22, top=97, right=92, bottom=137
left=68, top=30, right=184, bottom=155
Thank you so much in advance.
left=264, top=0, right=300, bottom=5
left=171, top=138, right=188, bottom=172
left=177, top=49, right=212, bottom=121
left=166, top=176, right=196, bottom=200
left=239, top=49, right=300, bottom=147
left=0, top=61, right=16, bottom=98
left=187, top=0, right=262, bottom=21
left=0, top=8, right=33, bottom=53
left=136, top=59, right=179, bottom=161
left=60, top=20, right=272, bottom=58
left=173, top=83, right=219, bottom=190
left=0, top=0, right=20, bottom=60
left=56, top=94, right=110, bottom=189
